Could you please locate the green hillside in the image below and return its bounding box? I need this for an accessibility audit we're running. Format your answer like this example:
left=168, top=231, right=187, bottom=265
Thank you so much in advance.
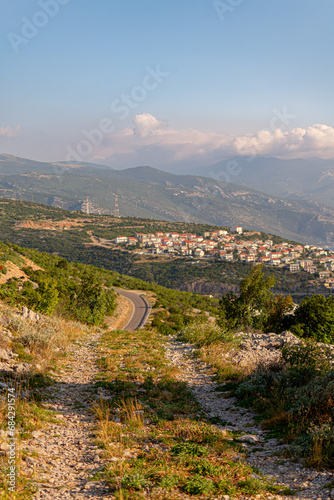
left=0, top=198, right=326, bottom=299
left=1, top=154, right=334, bottom=245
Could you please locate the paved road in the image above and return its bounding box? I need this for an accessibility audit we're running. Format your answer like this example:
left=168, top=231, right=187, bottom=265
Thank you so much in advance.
left=115, top=288, right=151, bottom=331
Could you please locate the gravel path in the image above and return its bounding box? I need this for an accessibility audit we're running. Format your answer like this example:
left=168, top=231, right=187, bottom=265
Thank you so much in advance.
left=21, top=333, right=114, bottom=500
left=18, top=330, right=333, bottom=500
left=163, top=337, right=334, bottom=500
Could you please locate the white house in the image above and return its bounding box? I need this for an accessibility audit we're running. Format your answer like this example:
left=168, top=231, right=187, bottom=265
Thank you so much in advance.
left=114, top=236, right=128, bottom=244
left=194, top=248, right=205, bottom=258
left=230, top=226, right=243, bottom=234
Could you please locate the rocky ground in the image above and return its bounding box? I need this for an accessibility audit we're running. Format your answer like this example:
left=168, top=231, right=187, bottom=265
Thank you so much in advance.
left=21, top=332, right=114, bottom=499
left=1, top=307, right=333, bottom=499
left=0, top=308, right=40, bottom=375
left=225, top=330, right=334, bottom=369
left=163, top=336, right=334, bottom=500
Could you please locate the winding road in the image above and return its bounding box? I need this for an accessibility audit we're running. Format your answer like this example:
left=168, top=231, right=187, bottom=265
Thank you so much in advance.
left=115, top=288, right=151, bottom=331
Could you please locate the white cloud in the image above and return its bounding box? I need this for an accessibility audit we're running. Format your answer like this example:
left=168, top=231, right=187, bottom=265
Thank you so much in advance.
left=133, top=113, right=167, bottom=137
left=90, top=114, right=334, bottom=168
left=0, top=125, right=21, bottom=139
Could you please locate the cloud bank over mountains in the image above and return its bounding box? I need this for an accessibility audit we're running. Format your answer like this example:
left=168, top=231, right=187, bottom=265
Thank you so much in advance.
left=2, top=116, right=334, bottom=170
left=91, top=113, right=334, bottom=169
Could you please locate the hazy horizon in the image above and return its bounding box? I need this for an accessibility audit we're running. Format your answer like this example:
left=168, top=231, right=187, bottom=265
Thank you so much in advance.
left=2, top=1, right=334, bottom=171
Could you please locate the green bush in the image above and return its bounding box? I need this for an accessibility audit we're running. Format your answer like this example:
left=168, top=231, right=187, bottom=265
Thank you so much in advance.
left=302, top=424, right=334, bottom=468
left=235, top=342, right=334, bottom=468
left=287, top=371, right=334, bottom=428
left=0, top=255, right=117, bottom=326
left=219, top=264, right=276, bottom=330
left=290, top=295, right=334, bottom=343
left=180, top=321, right=236, bottom=347
left=282, top=342, right=331, bottom=385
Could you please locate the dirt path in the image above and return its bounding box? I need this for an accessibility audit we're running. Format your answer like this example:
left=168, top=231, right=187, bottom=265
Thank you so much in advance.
left=21, top=332, right=114, bottom=500
left=163, top=336, right=333, bottom=500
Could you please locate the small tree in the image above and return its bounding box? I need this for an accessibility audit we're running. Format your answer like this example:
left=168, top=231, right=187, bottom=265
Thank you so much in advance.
left=219, top=264, right=276, bottom=330
left=290, top=295, right=334, bottom=343
left=71, top=272, right=116, bottom=325
left=264, top=294, right=294, bottom=333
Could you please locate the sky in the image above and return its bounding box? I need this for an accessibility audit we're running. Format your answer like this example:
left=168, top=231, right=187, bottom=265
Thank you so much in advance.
left=1, top=0, right=334, bottom=171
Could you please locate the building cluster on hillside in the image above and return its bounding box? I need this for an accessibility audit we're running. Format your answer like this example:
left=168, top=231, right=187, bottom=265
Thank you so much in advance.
left=114, top=226, right=334, bottom=285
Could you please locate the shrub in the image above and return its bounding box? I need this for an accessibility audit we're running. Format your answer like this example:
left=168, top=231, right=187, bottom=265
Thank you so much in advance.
left=180, top=321, right=236, bottom=347
left=287, top=371, right=334, bottom=429
left=235, top=342, right=334, bottom=467
left=290, top=295, right=334, bottom=343
left=282, top=342, right=331, bottom=386
left=303, top=424, right=334, bottom=468
left=219, top=264, right=276, bottom=330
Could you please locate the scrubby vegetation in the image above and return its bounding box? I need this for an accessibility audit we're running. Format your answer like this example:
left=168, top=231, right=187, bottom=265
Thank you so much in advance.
left=288, top=294, right=334, bottom=343
left=235, top=343, right=334, bottom=468
left=0, top=301, right=90, bottom=497
left=93, top=328, right=279, bottom=498
left=218, top=264, right=295, bottom=333
left=0, top=241, right=219, bottom=333
left=0, top=243, right=117, bottom=326
left=178, top=266, right=334, bottom=469
left=0, top=198, right=327, bottom=298
left=218, top=264, right=334, bottom=342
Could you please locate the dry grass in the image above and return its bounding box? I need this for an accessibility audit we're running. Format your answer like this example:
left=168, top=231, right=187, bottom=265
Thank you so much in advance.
left=179, top=321, right=249, bottom=383
left=118, top=397, right=145, bottom=428
left=200, top=343, right=250, bottom=383
left=92, top=328, right=278, bottom=499
left=0, top=302, right=92, bottom=495
left=0, top=377, right=60, bottom=498
left=0, top=301, right=89, bottom=372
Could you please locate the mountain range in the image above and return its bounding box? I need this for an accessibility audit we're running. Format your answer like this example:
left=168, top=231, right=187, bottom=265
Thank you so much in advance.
left=192, top=156, right=334, bottom=209
left=0, top=153, right=333, bottom=247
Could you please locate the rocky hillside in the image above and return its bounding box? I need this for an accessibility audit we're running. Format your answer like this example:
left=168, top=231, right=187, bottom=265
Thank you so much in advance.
left=1, top=154, right=334, bottom=245
left=194, top=156, right=334, bottom=210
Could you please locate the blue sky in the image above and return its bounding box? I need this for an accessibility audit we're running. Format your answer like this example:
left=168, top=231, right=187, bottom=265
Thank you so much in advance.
left=1, top=0, right=334, bottom=169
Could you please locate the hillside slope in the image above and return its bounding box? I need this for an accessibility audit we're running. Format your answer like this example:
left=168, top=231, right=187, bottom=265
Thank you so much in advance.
left=0, top=155, right=334, bottom=245
left=0, top=199, right=328, bottom=299
left=194, top=156, right=334, bottom=209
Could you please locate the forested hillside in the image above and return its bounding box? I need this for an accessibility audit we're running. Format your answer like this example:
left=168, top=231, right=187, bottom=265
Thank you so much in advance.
left=0, top=199, right=328, bottom=300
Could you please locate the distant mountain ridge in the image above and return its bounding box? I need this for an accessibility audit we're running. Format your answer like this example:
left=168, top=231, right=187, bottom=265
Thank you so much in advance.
left=0, top=154, right=333, bottom=246
left=192, top=156, right=334, bottom=208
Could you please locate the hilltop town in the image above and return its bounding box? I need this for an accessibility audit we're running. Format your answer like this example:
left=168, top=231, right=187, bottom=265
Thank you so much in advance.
left=114, top=225, right=334, bottom=289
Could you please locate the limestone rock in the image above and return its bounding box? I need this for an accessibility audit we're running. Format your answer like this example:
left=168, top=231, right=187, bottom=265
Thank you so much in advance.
left=21, top=306, right=40, bottom=323
left=0, top=315, right=10, bottom=326
left=238, top=434, right=261, bottom=444
left=0, top=349, right=10, bottom=361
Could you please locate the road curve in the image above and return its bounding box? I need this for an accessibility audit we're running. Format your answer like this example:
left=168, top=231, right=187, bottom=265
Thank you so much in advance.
left=115, top=288, right=151, bottom=331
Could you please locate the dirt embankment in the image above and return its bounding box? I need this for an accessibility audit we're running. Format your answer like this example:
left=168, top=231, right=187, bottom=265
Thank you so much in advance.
left=0, top=262, right=29, bottom=285
left=105, top=293, right=133, bottom=331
